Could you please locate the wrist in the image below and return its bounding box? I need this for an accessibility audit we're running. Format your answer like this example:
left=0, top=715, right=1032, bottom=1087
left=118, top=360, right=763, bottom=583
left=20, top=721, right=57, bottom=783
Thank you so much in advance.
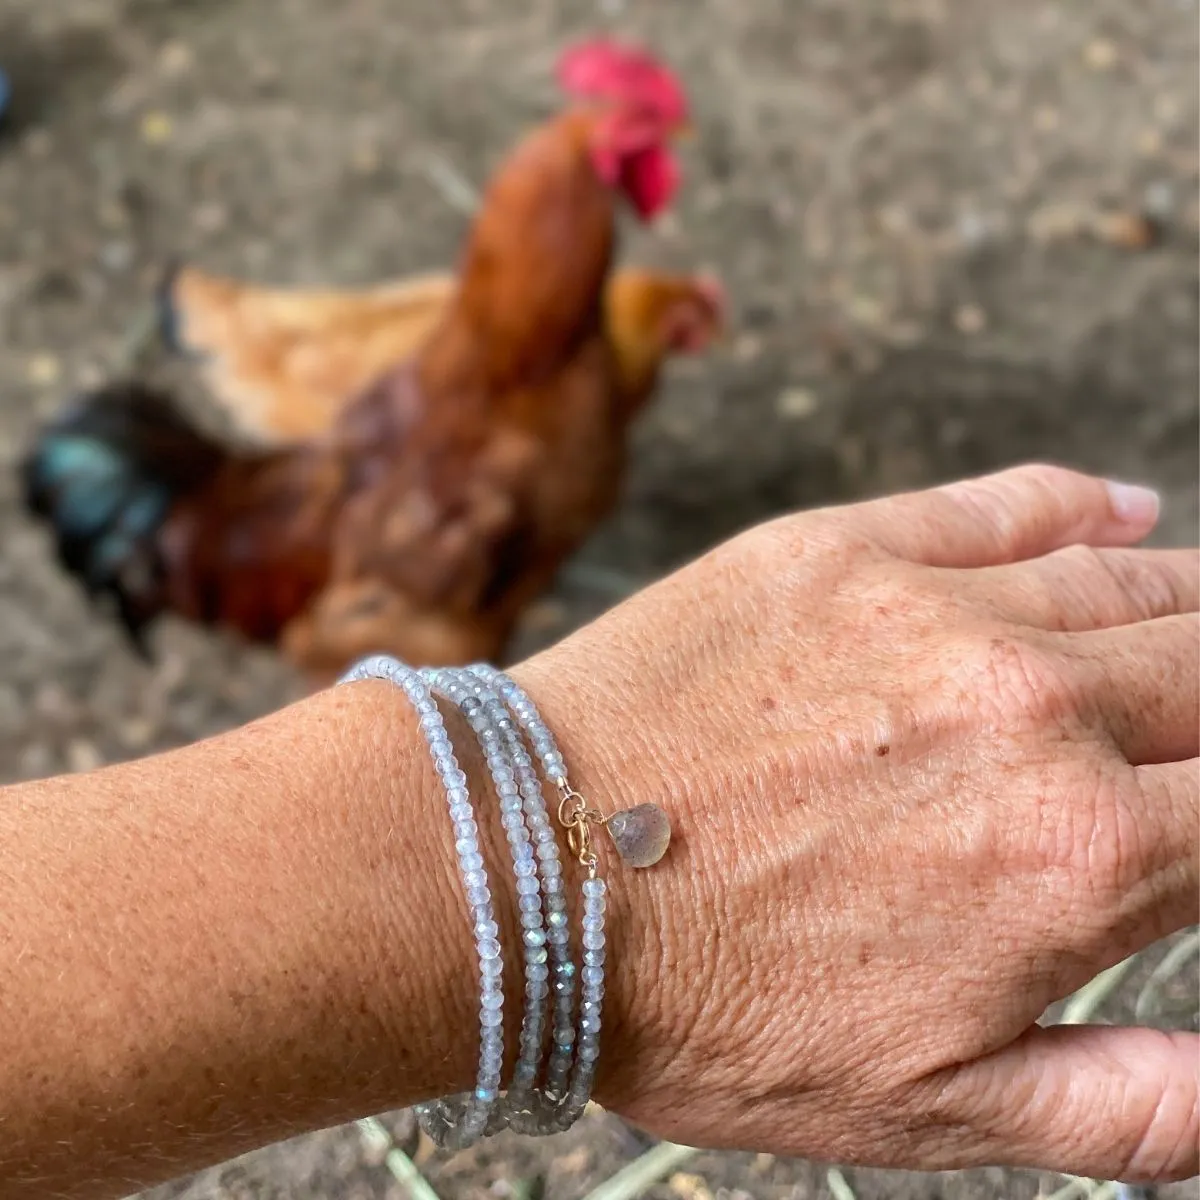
left=508, top=655, right=690, bottom=1117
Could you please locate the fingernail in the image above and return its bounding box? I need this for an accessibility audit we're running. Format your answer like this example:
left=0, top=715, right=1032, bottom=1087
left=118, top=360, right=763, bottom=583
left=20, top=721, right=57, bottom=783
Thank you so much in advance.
left=1106, top=479, right=1161, bottom=525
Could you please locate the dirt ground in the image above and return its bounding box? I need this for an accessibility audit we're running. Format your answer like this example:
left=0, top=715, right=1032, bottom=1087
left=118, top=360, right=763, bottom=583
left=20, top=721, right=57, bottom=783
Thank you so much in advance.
left=0, top=0, right=1196, bottom=1198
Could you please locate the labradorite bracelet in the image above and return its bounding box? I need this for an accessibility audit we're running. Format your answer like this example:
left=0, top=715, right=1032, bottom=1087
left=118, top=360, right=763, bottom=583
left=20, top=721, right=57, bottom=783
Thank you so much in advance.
left=340, top=655, right=671, bottom=1146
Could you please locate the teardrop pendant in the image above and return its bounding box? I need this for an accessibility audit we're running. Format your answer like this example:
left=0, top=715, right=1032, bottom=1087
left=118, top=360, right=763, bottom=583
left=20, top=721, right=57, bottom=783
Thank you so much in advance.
left=606, top=803, right=672, bottom=867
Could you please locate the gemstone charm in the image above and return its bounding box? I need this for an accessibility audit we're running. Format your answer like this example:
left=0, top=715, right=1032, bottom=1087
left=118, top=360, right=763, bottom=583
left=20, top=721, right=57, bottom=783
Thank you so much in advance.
left=606, top=803, right=672, bottom=867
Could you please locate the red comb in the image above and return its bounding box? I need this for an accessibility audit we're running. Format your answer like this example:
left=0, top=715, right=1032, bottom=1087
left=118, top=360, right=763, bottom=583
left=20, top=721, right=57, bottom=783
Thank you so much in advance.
left=556, top=39, right=688, bottom=125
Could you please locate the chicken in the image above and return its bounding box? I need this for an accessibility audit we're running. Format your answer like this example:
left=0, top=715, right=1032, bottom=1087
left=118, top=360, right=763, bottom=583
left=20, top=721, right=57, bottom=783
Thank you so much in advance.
left=22, top=39, right=706, bottom=680
left=160, top=262, right=724, bottom=445
left=159, top=264, right=458, bottom=442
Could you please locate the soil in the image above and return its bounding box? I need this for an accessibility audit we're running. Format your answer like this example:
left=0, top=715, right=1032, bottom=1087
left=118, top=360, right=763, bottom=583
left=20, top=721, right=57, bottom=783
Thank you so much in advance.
left=0, top=1, right=1195, bottom=1198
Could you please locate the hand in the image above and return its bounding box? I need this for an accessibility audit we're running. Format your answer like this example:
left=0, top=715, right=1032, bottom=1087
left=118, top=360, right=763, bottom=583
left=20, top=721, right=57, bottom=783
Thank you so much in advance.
left=517, top=465, right=1198, bottom=1182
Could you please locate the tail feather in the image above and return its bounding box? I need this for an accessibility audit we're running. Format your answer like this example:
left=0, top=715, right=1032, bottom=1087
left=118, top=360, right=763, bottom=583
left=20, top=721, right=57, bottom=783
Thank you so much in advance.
left=21, top=382, right=224, bottom=652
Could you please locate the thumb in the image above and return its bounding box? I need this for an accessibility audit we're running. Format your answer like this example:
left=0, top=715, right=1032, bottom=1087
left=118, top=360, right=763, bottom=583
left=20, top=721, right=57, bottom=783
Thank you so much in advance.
left=935, top=1024, right=1198, bottom=1182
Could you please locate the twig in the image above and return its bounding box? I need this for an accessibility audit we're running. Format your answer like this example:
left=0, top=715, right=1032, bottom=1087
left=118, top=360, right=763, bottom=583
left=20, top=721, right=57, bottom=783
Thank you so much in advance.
left=1059, top=956, right=1140, bottom=1025
left=580, top=1141, right=698, bottom=1200
left=1135, top=929, right=1200, bottom=1021
left=826, top=1166, right=858, bottom=1200
left=418, top=150, right=480, bottom=216
left=357, top=1115, right=442, bottom=1200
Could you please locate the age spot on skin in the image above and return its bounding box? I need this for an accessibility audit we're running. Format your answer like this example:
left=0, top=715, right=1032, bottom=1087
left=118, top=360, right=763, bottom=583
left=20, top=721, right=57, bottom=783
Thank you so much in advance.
left=875, top=743, right=891, bottom=757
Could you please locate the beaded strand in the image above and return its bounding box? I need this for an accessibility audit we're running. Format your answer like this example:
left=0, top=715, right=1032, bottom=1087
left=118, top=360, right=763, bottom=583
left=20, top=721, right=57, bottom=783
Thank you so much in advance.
left=339, top=655, right=616, bottom=1146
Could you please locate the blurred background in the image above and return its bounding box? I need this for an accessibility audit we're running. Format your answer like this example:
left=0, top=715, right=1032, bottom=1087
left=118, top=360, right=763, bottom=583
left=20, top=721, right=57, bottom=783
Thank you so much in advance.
left=0, top=0, right=1196, bottom=1197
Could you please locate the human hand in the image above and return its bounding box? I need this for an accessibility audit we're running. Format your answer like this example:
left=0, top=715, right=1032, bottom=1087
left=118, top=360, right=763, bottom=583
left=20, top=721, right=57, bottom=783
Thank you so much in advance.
left=516, top=465, right=1198, bottom=1181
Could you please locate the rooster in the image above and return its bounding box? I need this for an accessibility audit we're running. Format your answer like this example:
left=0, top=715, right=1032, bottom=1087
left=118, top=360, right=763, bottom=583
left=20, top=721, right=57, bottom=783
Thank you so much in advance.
left=22, top=39, right=712, bottom=679
left=159, top=263, right=725, bottom=445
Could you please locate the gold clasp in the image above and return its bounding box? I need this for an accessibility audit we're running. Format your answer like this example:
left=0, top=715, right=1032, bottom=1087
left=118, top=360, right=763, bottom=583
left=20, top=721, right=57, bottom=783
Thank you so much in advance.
left=555, top=781, right=607, bottom=877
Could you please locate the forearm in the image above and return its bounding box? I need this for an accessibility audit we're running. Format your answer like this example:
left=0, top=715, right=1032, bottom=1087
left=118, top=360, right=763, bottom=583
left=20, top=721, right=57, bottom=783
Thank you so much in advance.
left=0, top=681, right=494, bottom=1198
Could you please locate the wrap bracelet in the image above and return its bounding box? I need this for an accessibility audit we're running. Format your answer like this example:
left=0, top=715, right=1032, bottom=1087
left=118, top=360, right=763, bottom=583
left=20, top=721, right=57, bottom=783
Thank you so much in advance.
left=338, top=655, right=672, bottom=1145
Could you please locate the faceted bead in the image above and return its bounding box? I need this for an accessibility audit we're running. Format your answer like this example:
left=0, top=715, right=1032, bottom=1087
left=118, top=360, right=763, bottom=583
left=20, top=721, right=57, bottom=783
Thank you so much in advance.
left=477, top=938, right=502, bottom=960
left=518, top=893, right=541, bottom=912
left=606, top=803, right=671, bottom=867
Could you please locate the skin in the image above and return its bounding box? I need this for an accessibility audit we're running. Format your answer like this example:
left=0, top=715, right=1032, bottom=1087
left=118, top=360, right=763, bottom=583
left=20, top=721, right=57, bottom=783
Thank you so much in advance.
left=0, top=464, right=1195, bottom=1198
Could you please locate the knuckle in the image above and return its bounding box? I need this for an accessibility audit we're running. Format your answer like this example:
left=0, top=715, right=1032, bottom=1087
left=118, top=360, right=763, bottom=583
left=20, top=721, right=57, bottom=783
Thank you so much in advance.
left=956, top=632, right=1076, bottom=724
left=964, top=633, right=1080, bottom=715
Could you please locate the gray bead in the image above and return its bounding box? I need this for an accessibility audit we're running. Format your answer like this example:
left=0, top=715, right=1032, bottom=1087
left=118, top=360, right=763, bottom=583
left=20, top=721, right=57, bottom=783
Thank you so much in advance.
left=477, top=938, right=502, bottom=961
left=515, top=875, right=539, bottom=895
left=606, top=803, right=671, bottom=867
left=467, top=885, right=491, bottom=907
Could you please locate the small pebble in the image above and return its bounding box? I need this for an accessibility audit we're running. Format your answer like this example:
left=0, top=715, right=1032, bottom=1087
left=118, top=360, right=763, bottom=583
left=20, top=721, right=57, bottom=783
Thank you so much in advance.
left=66, top=738, right=104, bottom=773
left=99, top=241, right=134, bottom=273
left=158, top=41, right=194, bottom=77
left=668, top=1173, right=714, bottom=1200
left=27, top=354, right=61, bottom=385
left=140, top=111, right=173, bottom=145
left=776, top=386, right=818, bottom=420
left=954, top=303, right=987, bottom=335
left=1084, top=38, right=1118, bottom=70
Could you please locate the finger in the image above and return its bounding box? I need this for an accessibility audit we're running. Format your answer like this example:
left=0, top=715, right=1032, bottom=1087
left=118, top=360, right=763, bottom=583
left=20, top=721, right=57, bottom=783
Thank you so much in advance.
left=1063, top=614, right=1200, bottom=763
left=961, top=547, right=1199, bottom=632
left=850, top=465, right=1161, bottom=568
left=927, top=1025, right=1199, bottom=1181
